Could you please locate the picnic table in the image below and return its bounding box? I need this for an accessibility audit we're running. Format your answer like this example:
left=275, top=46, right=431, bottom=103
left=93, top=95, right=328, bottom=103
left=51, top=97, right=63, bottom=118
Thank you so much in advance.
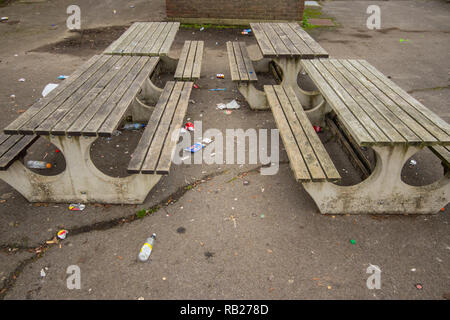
left=250, top=22, right=329, bottom=108
left=297, top=58, right=450, bottom=214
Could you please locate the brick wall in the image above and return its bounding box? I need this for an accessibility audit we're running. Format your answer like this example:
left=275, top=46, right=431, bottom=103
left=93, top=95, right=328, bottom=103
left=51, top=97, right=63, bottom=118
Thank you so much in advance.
left=166, top=0, right=304, bottom=22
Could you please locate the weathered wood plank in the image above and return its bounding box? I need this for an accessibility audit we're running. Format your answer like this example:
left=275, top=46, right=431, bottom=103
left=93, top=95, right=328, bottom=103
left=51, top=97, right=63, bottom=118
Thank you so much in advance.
left=51, top=56, right=131, bottom=135
left=82, top=57, right=149, bottom=136
left=4, top=55, right=102, bottom=134
left=0, top=135, right=22, bottom=157
left=183, top=41, right=197, bottom=80
left=113, top=22, right=145, bottom=55
left=317, top=60, right=392, bottom=144
left=98, top=57, right=159, bottom=136
left=356, top=59, right=450, bottom=141
left=260, top=23, right=290, bottom=56
left=238, top=42, right=258, bottom=82
left=149, top=22, right=173, bottom=56
left=133, top=22, right=159, bottom=55
left=264, top=85, right=311, bottom=181
left=67, top=57, right=141, bottom=135
left=156, top=82, right=193, bottom=174
left=141, top=82, right=185, bottom=173
left=127, top=82, right=176, bottom=173
left=271, top=23, right=300, bottom=56
left=348, top=60, right=439, bottom=143
left=159, top=22, right=180, bottom=56
left=288, top=23, right=329, bottom=57
left=226, top=41, right=240, bottom=81
left=174, top=41, right=191, bottom=79
left=284, top=86, right=341, bottom=181
left=0, top=135, right=38, bottom=170
left=277, top=23, right=313, bottom=58
left=191, top=41, right=204, bottom=79
left=123, top=22, right=153, bottom=55
left=429, top=145, right=450, bottom=168
left=18, top=55, right=112, bottom=135
left=35, top=56, right=121, bottom=135
left=273, top=85, right=326, bottom=180
left=140, top=22, right=166, bottom=56
left=104, top=23, right=139, bottom=54
left=233, top=42, right=249, bottom=81
left=334, top=59, right=420, bottom=144
left=250, top=23, right=277, bottom=57
left=302, top=60, right=374, bottom=146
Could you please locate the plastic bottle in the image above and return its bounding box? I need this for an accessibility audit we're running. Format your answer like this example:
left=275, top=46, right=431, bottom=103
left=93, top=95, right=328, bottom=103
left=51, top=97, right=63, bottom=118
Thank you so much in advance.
left=26, top=160, right=52, bottom=169
left=138, top=233, right=156, bottom=262
left=122, top=123, right=146, bottom=130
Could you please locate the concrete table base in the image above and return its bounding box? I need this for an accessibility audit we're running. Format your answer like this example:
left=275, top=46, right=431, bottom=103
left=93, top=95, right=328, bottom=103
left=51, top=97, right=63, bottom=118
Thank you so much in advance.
left=0, top=136, right=161, bottom=204
left=302, top=145, right=450, bottom=214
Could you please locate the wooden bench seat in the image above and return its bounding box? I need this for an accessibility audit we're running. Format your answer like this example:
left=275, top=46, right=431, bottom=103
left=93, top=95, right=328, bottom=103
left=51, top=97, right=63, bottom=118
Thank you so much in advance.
left=264, top=85, right=341, bottom=182
left=174, top=41, right=204, bottom=80
left=128, top=81, right=193, bottom=174
left=0, top=134, right=38, bottom=170
left=227, top=41, right=258, bottom=82
left=429, top=145, right=450, bottom=169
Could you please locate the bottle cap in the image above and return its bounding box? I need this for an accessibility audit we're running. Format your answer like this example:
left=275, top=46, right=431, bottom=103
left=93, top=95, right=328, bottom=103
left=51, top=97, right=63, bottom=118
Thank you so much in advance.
left=46, top=163, right=52, bottom=169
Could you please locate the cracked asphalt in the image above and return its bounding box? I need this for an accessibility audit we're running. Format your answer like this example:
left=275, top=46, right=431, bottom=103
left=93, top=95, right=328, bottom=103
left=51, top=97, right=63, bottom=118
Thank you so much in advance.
left=0, top=0, right=449, bottom=299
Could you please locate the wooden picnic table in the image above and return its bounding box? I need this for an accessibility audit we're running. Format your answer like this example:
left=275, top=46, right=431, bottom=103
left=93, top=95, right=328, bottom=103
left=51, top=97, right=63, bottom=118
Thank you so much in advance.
left=2, top=54, right=165, bottom=204
left=103, top=22, right=180, bottom=56
left=250, top=22, right=329, bottom=108
left=299, top=58, right=450, bottom=214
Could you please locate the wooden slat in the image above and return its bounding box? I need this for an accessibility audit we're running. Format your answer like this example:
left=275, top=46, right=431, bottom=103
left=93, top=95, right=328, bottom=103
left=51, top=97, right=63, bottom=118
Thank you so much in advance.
left=67, top=57, right=141, bottom=135
left=0, top=135, right=38, bottom=170
left=277, top=23, right=314, bottom=58
left=104, top=23, right=139, bottom=54
left=4, top=55, right=102, bottom=134
left=0, top=134, right=10, bottom=145
left=264, top=85, right=311, bottom=181
left=238, top=42, right=258, bottom=82
left=233, top=42, right=249, bottom=81
left=156, top=82, right=193, bottom=174
left=348, top=60, right=440, bottom=143
left=123, top=23, right=154, bottom=55
left=149, top=22, right=173, bottom=56
left=250, top=23, right=277, bottom=57
left=0, top=135, right=22, bottom=157
left=133, top=22, right=159, bottom=55
left=127, top=82, right=176, bottom=173
left=82, top=57, right=149, bottom=136
left=113, top=22, right=145, bottom=54
left=98, top=57, right=160, bottom=136
left=159, top=22, right=180, bottom=56
left=336, top=59, right=420, bottom=143
left=316, top=60, right=392, bottom=144
left=357, top=60, right=450, bottom=140
left=35, top=56, right=121, bottom=135
left=140, top=22, right=166, bottom=56
left=273, top=86, right=326, bottom=180
left=260, top=23, right=290, bottom=56
left=429, top=145, right=450, bottom=167
left=174, top=41, right=191, bottom=79
left=302, top=60, right=374, bottom=146
left=51, top=56, right=131, bottom=135
left=183, top=41, right=197, bottom=80
left=288, top=23, right=329, bottom=57
left=191, top=41, right=204, bottom=79
left=18, top=55, right=112, bottom=135
left=284, top=86, right=341, bottom=181
left=271, top=23, right=300, bottom=56
left=226, top=41, right=240, bottom=81
left=141, top=82, right=185, bottom=173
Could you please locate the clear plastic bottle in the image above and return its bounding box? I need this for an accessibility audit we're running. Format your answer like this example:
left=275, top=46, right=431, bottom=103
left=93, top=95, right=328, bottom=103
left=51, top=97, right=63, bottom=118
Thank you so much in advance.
left=122, top=123, right=146, bottom=130
left=138, top=233, right=156, bottom=262
left=26, top=160, right=52, bottom=169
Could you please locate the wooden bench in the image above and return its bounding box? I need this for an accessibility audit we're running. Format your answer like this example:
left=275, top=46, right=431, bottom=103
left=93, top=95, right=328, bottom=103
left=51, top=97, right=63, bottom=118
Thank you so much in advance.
left=174, top=41, right=204, bottom=80
left=227, top=41, right=267, bottom=110
left=0, top=134, right=38, bottom=170
left=3, top=55, right=161, bottom=137
left=264, top=85, right=340, bottom=182
left=128, top=81, right=193, bottom=174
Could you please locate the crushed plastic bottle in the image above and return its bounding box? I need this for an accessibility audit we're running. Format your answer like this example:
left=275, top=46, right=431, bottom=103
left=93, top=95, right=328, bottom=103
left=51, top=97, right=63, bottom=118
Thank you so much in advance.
left=122, top=123, right=146, bottom=130
left=138, top=233, right=156, bottom=262
left=27, top=160, right=52, bottom=169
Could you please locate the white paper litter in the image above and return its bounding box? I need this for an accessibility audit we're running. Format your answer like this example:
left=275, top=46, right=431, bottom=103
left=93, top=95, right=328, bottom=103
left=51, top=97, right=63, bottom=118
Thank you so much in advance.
left=42, top=83, right=59, bottom=97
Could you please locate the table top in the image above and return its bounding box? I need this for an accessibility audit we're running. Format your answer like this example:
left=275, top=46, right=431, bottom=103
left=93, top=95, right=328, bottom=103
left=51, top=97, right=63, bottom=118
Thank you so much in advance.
left=103, top=22, right=180, bottom=56
left=301, top=59, right=450, bottom=147
left=250, top=22, right=328, bottom=58
left=4, top=54, right=160, bottom=137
